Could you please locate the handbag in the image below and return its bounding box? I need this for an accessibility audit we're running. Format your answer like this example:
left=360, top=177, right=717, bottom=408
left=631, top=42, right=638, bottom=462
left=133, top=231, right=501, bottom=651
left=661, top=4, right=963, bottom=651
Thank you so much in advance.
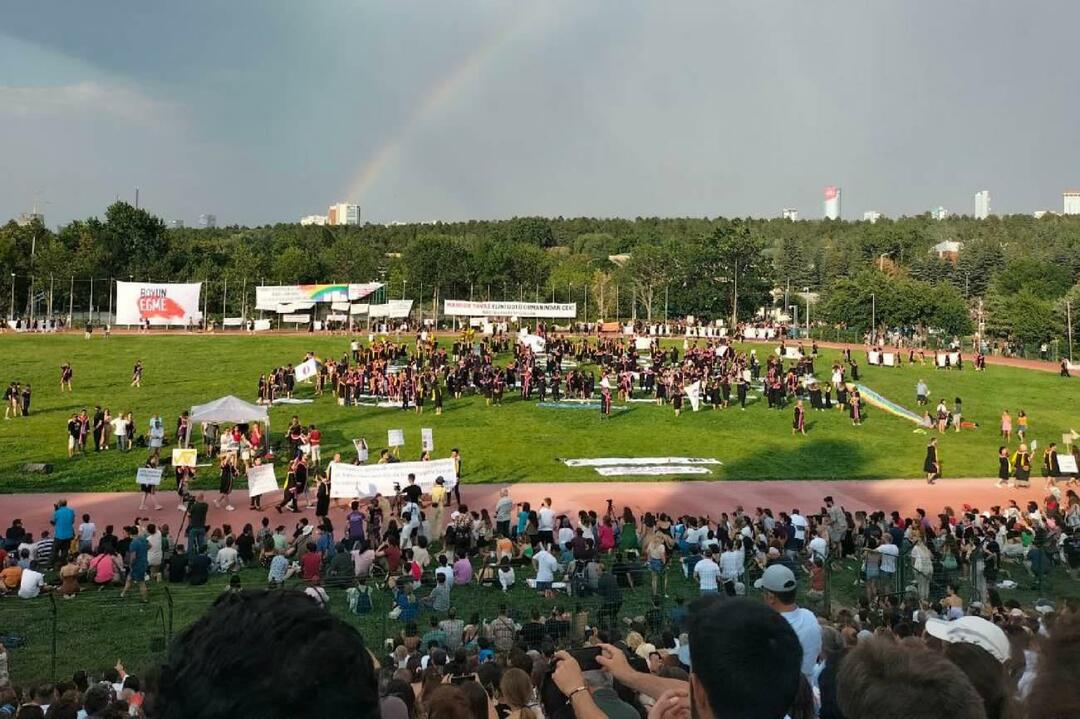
left=942, top=553, right=958, bottom=571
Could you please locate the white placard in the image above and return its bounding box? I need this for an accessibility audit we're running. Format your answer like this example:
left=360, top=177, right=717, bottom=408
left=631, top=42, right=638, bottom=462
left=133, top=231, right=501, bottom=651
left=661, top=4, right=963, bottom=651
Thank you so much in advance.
left=564, top=457, right=722, bottom=467
left=388, top=429, right=405, bottom=447
left=294, top=358, right=318, bottom=383
left=594, top=466, right=712, bottom=476
left=883, top=352, right=897, bottom=366
left=283, top=314, right=310, bottom=323
left=253, top=319, right=271, bottom=332
left=1059, top=455, right=1079, bottom=474
left=246, top=464, right=279, bottom=497
left=353, top=438, right=369, bottom=462
left=443, top=300, right=576, bottom=318
left=421, top=428, right=434, bottom=452
left=329, top=458, right=457, bottom=499
left=136, top=467, right=163, bottom=486
left=115, top=281, right=203, bottom=326
left=868, top=351, right=882, bottom=365
left=171, top=448, right=197, bottom=467
left=634, top=337, right=652, bottom=351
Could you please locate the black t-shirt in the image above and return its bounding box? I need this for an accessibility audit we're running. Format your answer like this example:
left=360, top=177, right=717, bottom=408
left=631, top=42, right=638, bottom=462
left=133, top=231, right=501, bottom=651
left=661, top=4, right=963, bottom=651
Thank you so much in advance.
left=168, top=553, right=188, bottom=582
left=519, top=621, right=545, bottom=650
left=236, top=534, right=255, bottom=562
left=1064, top=536, right=1080, bottom=567
left=402, top=484, right=423, bottom=505
left=188, top=502, right=209, bottom=529
left=189, top=554, right=211, bottom=585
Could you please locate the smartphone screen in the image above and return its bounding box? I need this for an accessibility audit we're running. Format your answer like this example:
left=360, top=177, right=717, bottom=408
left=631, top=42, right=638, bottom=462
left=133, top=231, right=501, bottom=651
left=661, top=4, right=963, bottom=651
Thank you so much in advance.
left=570, top=647, right=603, bottom=671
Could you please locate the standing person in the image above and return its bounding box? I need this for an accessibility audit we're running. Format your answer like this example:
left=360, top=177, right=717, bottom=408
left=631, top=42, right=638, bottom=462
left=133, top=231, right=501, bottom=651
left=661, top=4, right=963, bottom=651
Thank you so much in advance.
left=537, top=498, right=556, bottom=547
left=429, top=477, right=446, bottom=540
left=1012, top=443, right=1032, bottom=488
left=600, top=382, right=612, bottom=420
left=307, top=424, right=322, bottom=467
left=1043, top=442, right=1061, bottom=488
left=138, top=458, right=164, bottom=511
left=66, top=413, right=82, bottom=458
left=148, top=414, right=165, bottom=463
left=314, top=472, right=331, bottom=523
left=60, top=362, right=73, bottom=392
left=185, top=493, right=209, bottom=556
left=494, top=488, right=513, bottom=538
left=754, top=564, right=822, bottom=681
left=51, top=499, right=75, bottom=567
left=111, top=412, right=128, bottom=452
left=924, top=438, right=941, bottom=485
left=176, top=412, right=191, bottom=449
left=76, top=513, right=96, bottom=555
left=996, top=446, right=1011, bottom=488
left=1000, top=410, right=1012, bottom=444
left=1017, top=410, right=1029, bottom=441
left=120, top=526, right=150, bottom=602
left=915, top=379, right=928, bottom=406
left=952, top=397, right=963, bottom=432
left=214, top=453, right=237, bottom=512
left=792, top=399, right=806, bottom=435
left=449, top=448, right=463, bottom=506
left=92, top=405, right=105, bottom=453
left=19, top=383, right=30, bottom=417
left=131, top=360, right=143, bottom=388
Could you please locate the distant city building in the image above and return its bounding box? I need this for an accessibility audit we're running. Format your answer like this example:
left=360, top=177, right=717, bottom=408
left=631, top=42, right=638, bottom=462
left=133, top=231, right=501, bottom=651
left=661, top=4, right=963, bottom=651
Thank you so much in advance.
left=823, top=186, right=841, bottom=220
left=198, top=213, right=217, bottom=229
left=300, top=215, right=328, bottom=226
left=168, top=219, right=185, bottom=230
left=327, top=203, right=361, bottom=226
left=930, top=206, right=948, bottom=220
left=15, top=212, right=44, bottom=227
left=932, top=240, right=962, bottom=264
left=974, top=190, right=991, bottom=220
left=1033, top=210, right=1053, bottom=219
left=862, top=210, right=882, bottom=223
left=1064, top=191, right=1080, bottom=215
left=781, top=208, right=799, bottom=221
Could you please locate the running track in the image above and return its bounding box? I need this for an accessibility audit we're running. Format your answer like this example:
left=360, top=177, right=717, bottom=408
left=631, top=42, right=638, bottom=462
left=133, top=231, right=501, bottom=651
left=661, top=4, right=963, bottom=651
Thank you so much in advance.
left=4, top=480, right=1049, bottom=537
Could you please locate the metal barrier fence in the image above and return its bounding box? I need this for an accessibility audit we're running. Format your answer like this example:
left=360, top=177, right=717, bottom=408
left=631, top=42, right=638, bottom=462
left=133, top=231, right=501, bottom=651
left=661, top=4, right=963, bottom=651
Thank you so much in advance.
left=3, top=541, right=1074, bottom=686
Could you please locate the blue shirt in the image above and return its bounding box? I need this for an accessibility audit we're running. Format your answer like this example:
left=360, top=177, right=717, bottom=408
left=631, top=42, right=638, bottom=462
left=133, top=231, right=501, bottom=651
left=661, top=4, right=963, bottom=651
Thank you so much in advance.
left=130, top=536, right=149, bottom=566
left=53, top=506, right=75, bottom=541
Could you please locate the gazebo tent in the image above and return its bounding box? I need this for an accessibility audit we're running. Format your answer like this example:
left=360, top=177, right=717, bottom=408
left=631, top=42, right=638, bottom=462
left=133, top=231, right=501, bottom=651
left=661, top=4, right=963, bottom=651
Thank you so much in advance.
left=186, top=395, right=269, bottom=450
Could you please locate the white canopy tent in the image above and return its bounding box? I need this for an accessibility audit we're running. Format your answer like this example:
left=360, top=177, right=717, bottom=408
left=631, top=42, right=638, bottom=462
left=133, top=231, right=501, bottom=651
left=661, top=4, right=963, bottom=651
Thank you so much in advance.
left=186, top=395, right=270, bottom=450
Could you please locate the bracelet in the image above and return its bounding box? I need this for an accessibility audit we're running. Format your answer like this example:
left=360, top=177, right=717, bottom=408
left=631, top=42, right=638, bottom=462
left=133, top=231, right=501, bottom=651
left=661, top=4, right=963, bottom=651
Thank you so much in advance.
left=566, top=686, right=588, bottom=705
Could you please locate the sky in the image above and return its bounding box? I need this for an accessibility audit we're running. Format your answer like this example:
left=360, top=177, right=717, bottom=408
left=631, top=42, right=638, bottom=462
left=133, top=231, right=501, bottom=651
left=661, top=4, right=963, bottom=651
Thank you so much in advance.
left=2, top=1, right=1079, bottom=228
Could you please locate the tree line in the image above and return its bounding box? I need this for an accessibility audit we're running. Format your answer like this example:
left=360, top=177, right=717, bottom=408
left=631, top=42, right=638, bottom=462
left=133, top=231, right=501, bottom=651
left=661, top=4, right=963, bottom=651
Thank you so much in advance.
left=2, top=203, right=1079, bottom=347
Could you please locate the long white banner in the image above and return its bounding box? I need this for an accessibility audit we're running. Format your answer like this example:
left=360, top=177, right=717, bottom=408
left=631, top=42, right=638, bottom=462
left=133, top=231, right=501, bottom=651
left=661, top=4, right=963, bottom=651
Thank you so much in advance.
left=116, top=281, right=202, bottom=326
left=564, top=457, right=722, bottom=467
left=255, top=283, right=382, bottom=311
left=328, top=458, right=457, bottom=499
left=594, top=466, right=712, bottom=476
left=444, top=300, right=577, bottom=318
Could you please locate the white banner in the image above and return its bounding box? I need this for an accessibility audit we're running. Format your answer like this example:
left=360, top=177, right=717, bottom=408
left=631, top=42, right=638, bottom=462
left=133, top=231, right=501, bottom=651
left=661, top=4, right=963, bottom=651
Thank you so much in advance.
left=329, top=458, right=457, bottom=499
left=255, top=283, right=382, bottom=311
left=743, top=327, right=778, bottom=340
left=115, top=281, right=202, bottom=326
left=368, top=300, right=413, bottom=318
left=594, top=466, right=712, bottom=476
left=935, top=352, right=960, bottom=367
left=283, top=314, right=310, bottom=323
left=685, top=381, right=702, bottom=412
left=564, top=457, right=722, bottom=467
left=253, top=319, right=272, bottom=332
left=136, top=467, right=163, bottom=486
left=247, top=464, right=279, bottom=497
left=868, top=351, right=882, bottom=365
left=294, top=358, right=319, bottom=382
left=883, top=352, right=897, bottom=366
left=1059, top=455, right=1078, bottom=474
left=421, top=428, right=434, bottom=452
left=388, top=429, right=405, bottom=447
left=443, top=300, right=576, bottom=318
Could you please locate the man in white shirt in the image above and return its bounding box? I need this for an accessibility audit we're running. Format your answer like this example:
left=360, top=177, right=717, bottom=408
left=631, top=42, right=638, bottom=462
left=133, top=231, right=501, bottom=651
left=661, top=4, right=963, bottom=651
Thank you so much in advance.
left=216, top=536, right=240, bottom=573
left=18, top=567, right=47, bottom=599
left=434, top=555, right=454, bottom=586
left=537, top=498, right=555, bottom=546
left=533, top=544, right=559, bottom=590
left=878, top=539, right=899, bottom=590
left=693, top=549, right=721, bottom=593
left=719, top=542, right=744, bottom=595
left=790, top=509, right=808, bottom=550
left=755, top=564, right=821, bottom=679
left=808, top=531, right=829, bottom=561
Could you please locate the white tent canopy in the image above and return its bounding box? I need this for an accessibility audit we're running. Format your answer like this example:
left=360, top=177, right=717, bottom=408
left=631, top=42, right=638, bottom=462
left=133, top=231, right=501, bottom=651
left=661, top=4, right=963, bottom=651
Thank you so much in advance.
left=186, top=395, right=269, bottom=448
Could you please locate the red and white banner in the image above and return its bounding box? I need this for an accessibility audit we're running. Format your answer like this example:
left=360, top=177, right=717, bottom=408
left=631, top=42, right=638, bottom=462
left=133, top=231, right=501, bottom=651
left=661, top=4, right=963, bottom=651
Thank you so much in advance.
left=116, top=281, right=202, bottom=326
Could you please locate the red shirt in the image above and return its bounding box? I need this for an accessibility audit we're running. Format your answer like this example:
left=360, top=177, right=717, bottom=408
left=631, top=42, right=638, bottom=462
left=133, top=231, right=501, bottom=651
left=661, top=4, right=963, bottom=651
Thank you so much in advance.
left=300, top=552, right=322, bottom=581
left=382, top=545, right=402, bottom=573
left=309, top=430, right=321, bottom=446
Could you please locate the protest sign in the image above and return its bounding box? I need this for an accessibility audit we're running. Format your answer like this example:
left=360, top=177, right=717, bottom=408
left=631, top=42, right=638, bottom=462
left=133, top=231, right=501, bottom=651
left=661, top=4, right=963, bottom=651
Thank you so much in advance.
left=136, top=467, right=163, bottom=486
left=1059, top=455, right=1078, bottom=474
left=388, top=429, right=405, bottom=447
left=329, top=458, right=457, bottom=499
left=246, top=464, right=279, bottom=497
left=172, top=448, right=197, bottom=467
left=421, top=428, right=434, bottom=452
left=294, top=358, right=318, bottom=382
left=353, top=438, right=369, bottom=462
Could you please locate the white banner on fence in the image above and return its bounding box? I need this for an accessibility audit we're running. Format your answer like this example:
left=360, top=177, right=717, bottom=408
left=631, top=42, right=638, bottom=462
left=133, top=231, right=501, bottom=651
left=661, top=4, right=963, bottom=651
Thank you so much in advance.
left=743, top=327, right=778, bottom=340
left=329, top=458, right=457, bottom=499
left=443, top=300, right=576, bottom=318
left=294, top=358, right=319, bottom=382
left=563, top=457, right=722, bottom=467
left=368, top=300, right=413, bottom=318
left=253, top=319, right=272, bottom=332
left=282, top=314, right=310, bottom=323
left=594, top=466, right=713, bottom=476
left=223, top=317, right=245, bottom=327
left=247, top=464, right=279, bottom=497
left=935, top=352, right=961, bottom=367
left=136, top=467, right=163, bottom=486
left=350, top=303, right=369, bottom=315
left=115, top=281, right=202, bottom=326
left=421, top=428, right=434, bottom=452
left=255, top=283, right=382, bottom=311
left=685, top=380, right=702, bottom=412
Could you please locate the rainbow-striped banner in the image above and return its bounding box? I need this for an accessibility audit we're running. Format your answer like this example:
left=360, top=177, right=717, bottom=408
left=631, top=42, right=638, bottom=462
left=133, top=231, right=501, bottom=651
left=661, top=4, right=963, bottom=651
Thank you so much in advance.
left=856, top=384, right=923, bottom=424
left=255, top=283, right=381, bottom=310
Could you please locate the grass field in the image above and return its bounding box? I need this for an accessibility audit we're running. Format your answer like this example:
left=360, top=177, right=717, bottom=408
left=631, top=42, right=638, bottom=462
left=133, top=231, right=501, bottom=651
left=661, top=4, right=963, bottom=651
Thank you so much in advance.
left=0, top=332, right=1077, bottom=491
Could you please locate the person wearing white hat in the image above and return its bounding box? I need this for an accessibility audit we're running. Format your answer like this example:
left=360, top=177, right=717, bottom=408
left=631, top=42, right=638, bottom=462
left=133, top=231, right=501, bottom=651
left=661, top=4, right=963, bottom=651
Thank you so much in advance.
left=924, top=616, right=1011, bottom=664
left=755, top=563, right=821, bottom=679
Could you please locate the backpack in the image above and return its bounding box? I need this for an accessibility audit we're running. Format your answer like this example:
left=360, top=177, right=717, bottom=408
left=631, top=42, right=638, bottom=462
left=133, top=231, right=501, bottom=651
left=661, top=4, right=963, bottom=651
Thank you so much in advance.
left=346, top=585, right=373, bottom=615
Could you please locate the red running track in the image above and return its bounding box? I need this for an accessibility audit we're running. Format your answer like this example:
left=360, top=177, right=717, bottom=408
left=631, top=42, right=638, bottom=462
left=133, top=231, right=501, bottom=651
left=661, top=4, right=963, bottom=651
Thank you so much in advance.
left=3, top=479, right=1050, bottom=537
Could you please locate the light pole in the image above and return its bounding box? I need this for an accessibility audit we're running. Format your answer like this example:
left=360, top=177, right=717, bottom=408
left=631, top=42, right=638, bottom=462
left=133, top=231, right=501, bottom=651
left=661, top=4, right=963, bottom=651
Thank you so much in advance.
left=402, top=279, right=407, bottom=300
left=8, top=273, right=14, bottom=321
left=871, top=293, right=876, bottom=335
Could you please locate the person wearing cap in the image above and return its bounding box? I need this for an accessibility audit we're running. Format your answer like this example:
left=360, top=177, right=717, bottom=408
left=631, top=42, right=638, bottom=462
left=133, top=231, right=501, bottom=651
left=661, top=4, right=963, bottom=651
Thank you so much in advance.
left=924, top=615, right=1011, bottom=664
left=755, top=563, right=821, bottom=679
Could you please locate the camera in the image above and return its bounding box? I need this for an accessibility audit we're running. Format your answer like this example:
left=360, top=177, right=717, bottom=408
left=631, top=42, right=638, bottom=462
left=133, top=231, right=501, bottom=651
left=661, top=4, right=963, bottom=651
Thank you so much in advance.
left=181, top=492, right=195, bottom=503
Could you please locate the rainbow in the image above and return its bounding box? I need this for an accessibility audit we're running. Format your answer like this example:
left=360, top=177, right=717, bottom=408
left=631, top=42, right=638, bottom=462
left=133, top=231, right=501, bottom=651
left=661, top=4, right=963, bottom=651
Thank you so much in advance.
left=342, top=9, right=553, bottom=204
left=856, top=384, right=923, bottom=424
left=302, top=284, right=351, bottom=301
